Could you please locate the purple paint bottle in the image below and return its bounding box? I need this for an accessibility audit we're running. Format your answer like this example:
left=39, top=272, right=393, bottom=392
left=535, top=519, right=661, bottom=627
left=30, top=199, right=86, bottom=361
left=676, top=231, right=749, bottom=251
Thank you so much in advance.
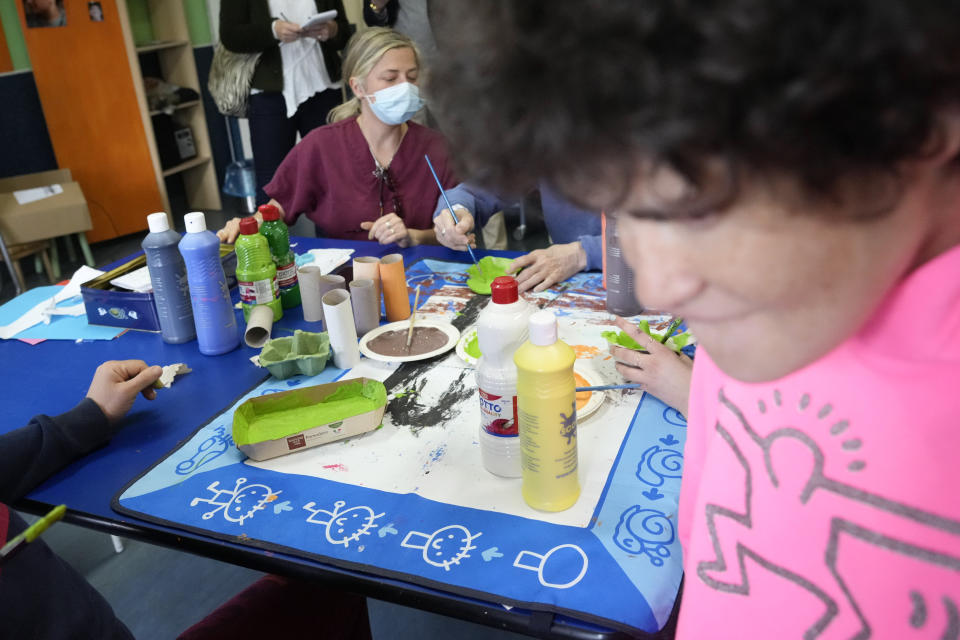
left=142, top=212, right=195, bottom=344
left=178, top=211, right=239, bottom=355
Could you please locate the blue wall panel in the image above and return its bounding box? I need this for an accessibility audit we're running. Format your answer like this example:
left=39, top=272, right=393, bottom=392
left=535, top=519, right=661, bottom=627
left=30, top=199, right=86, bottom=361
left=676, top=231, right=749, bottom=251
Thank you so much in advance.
left=0, top=71, right=57, bottom=179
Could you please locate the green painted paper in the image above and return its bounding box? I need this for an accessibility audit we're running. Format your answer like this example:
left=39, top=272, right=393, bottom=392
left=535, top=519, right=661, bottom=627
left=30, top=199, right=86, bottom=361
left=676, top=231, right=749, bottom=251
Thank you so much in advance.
left=466, top=257, right=514, bottom=295
left=233, top=380, right=387, bottom=446
left=601, top=319, right=692, bottom=353
left=464, top=332, right=482, bottom=359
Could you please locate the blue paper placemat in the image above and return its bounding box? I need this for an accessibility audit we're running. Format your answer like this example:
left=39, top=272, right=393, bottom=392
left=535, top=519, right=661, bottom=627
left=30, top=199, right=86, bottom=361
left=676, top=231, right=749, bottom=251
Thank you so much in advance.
left=0, top=286, right=124, bottom=341
left=113, top=261, right=686, bottom=635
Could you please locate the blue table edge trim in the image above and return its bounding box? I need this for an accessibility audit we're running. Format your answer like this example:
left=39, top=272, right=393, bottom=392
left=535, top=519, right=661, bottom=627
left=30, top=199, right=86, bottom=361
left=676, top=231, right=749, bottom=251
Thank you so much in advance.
left=105, top=256, right=675, bottom=638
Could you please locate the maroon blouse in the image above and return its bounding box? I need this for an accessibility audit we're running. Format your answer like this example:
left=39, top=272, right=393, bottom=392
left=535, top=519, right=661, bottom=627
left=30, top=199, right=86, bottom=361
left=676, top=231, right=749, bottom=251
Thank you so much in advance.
left=264, top=116, right=458, bottom=241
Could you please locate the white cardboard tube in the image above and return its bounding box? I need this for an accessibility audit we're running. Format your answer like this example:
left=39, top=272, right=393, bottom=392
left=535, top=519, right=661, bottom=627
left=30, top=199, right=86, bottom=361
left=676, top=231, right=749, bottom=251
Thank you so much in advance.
left=298, top=266, right=325, bottom=323
left=244, top=304, right=274, bottom=348
left=321, top=288, right=360, bottom=370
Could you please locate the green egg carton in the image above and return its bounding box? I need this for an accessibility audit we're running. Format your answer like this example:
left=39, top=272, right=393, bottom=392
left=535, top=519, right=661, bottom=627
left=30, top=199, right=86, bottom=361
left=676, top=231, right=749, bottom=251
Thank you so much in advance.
left=260, top=330, right=331, bottom=379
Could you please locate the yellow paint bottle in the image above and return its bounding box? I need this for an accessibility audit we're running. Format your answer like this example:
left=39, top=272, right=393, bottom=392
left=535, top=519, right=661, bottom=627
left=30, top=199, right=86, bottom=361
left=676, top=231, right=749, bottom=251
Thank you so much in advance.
left=513, top=310, right=580, bottom=511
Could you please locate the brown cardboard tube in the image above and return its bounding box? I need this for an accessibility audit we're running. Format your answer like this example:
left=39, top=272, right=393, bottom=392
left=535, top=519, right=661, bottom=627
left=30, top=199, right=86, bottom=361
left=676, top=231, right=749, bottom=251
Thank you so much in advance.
left=379, top=253, right=410, bottom=321
left=297, top=266, right=325, bottom=323
left=244, top=304, right=274, bottom=348
left=352, top=256, right=381, bottom=317
left=349, top=279, right=379, bottom=337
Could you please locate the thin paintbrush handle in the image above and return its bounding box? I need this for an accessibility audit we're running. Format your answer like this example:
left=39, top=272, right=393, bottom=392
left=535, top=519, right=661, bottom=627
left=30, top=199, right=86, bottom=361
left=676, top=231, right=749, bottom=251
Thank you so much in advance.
left=424, top=154, right=482, bottom=269
left=575, top=384, right=644, bottom=392
left=659, top=317, right=684, bottom=344
left=406, top=285, right=421, bottom=349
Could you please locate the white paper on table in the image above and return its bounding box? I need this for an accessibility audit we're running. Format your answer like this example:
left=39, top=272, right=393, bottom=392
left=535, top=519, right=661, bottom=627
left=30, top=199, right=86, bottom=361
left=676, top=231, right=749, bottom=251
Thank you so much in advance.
left=110, top=265, right=153, bottom=292
left=0, top=265, right=103, bottom=339
left=13, top=184, right=63, bottom=205
left=305, top=248, right=354, bottom=275
left=248, top=317, right=642, bottom=529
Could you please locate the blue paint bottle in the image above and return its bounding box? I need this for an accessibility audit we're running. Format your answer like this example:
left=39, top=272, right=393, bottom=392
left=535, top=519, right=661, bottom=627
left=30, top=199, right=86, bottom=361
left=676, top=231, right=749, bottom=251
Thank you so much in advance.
left=178, top=211, right=239, bottom=355
left=142, top=212, right=196, bottom=344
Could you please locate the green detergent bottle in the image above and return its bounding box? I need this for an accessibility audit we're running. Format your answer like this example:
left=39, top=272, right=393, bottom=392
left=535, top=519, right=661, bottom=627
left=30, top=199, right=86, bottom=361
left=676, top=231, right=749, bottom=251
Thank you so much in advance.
left=258, top=204, right=301, bottom=308
left=236, top=217, right=282, bottom=322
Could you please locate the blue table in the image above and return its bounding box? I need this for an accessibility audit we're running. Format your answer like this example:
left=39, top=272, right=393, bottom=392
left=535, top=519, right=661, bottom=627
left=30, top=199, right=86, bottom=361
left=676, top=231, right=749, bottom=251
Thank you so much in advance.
left=1, top=238, right=678, bottom=639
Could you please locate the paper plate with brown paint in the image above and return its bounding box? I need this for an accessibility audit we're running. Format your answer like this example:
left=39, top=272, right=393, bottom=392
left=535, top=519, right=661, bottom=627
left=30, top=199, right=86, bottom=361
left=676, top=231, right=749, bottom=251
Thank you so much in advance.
left=359, top=319, right=460, bottom=363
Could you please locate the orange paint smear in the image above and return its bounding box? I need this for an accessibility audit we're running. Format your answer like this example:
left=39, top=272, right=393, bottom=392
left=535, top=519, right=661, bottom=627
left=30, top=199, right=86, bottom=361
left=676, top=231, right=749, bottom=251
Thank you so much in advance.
left=572, top=344, right=600, bottom=359
left=574, top=372, right=591, bottom=410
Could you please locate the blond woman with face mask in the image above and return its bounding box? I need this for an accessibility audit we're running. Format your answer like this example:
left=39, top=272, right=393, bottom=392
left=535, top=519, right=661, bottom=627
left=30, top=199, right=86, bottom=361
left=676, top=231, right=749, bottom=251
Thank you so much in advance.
left=218, top=28, right=457, bottom=248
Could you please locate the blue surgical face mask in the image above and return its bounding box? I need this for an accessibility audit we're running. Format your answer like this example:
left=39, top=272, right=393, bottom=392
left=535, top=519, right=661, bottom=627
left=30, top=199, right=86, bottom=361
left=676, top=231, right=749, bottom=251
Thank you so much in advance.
left=365, top=82, right=424, bottom=125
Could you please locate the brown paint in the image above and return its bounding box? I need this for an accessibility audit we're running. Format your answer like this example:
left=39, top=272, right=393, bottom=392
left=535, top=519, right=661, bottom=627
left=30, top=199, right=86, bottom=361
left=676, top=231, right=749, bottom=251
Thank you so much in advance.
left=367, top=327, right=450, bottom=357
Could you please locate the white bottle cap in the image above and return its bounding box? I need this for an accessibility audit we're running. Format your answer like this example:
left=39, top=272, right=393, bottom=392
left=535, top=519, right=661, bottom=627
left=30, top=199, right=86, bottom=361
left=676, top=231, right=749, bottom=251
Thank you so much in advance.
left=528, top=309, right=558, bottom=346
left=183, top=211, right=207, bottom=234
left=146, top=212, right=170, bottom=233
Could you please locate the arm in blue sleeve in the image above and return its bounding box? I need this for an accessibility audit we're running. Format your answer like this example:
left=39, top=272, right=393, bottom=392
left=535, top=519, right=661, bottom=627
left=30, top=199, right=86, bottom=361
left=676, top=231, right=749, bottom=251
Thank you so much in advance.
left=432, top=183, right=507, bottom=228
left=0, top=399, right=113, bottom=504
left=578, top=234, right=603, bottom=272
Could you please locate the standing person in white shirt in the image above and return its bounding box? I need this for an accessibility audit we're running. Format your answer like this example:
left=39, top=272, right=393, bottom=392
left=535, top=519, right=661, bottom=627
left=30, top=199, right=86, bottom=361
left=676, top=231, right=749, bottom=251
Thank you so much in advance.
left=221, top=0, right=351, bottom=205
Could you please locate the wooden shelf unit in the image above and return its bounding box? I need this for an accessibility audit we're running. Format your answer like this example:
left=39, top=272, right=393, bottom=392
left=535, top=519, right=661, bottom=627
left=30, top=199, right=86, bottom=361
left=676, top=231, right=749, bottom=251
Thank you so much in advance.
left=120, top=0, right=221, bottom=217
left=149, top=99, right=201, bottom=117
left=135, top=39, right=189, bottom=53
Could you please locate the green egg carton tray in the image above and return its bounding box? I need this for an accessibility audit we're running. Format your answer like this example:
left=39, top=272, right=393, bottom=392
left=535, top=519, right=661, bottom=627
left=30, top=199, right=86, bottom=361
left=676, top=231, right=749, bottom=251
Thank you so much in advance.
left=260, top=330, right=331, bottom=379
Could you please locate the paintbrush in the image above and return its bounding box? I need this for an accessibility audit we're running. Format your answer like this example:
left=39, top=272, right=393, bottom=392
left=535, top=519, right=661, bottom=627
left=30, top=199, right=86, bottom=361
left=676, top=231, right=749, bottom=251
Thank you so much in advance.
left=575, top=383, right=644, bottom=392
left=0, top=504, right=66, bottom=566
left=659, top=317, right=684, bottom=344
left=406, top=285, right=422, bottom=351
left=539, top=282, right=571, bottom=309
left=424, top=154, right=483, bottom=277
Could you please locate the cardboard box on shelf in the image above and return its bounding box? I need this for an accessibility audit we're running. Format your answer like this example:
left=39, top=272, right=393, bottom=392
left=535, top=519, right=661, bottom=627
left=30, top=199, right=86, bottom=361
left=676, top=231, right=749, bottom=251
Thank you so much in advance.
left=0, top=169, right=92, bottom=245
left=233, top=378, right=388, bottom=461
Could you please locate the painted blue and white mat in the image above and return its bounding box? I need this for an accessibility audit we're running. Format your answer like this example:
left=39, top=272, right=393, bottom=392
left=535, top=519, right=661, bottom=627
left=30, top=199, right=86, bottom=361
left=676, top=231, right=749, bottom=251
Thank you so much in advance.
left=114, top=260, right=686, bottom=635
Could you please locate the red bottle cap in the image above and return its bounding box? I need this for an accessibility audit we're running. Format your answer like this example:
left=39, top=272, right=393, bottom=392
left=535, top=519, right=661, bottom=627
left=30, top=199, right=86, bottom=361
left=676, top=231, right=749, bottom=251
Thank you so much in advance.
left=258, top=204, right=280, bottom=222
left=239, top=217, right=259, bottom=235
left=491, top=276, right=519, bottom=304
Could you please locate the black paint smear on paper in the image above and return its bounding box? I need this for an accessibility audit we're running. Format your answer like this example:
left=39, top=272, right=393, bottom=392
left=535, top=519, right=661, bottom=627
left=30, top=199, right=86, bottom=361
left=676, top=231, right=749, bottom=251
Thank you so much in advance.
left=388, top=369, right=474, bottom=435
left=383, top=293, right=487, bottom=436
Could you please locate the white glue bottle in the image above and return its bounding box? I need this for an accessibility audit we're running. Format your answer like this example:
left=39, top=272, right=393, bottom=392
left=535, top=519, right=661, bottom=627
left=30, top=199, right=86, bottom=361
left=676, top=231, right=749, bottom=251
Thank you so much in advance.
left=476, top=276, right=533, bottom=477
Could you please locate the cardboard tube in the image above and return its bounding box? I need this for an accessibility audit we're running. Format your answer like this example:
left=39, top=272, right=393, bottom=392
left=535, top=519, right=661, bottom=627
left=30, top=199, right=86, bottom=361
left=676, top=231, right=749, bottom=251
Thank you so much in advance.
left=316, top=275, right=346, bottom=330
left=322, top=288, right=360, bottom=369
left=379, top=253, right=410, bottom=322
left=352, top=256, right=381, bottom=317
left=349, top=279, right=379, bottom=337
left=244, top=304, right=274, bottom=348
left=297, top=266, right=325, bottom=323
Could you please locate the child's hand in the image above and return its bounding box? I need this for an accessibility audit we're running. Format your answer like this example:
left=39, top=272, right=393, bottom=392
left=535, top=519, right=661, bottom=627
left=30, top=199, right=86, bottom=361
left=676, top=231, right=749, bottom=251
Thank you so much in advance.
left=609, top=316, right=693, bottom=416
left=86, top=360, right=164, bottom=424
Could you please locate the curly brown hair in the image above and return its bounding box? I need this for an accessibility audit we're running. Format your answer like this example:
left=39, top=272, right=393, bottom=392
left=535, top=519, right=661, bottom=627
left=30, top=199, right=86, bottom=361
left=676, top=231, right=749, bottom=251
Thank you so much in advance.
left=429, top=1, right=960, bottom=216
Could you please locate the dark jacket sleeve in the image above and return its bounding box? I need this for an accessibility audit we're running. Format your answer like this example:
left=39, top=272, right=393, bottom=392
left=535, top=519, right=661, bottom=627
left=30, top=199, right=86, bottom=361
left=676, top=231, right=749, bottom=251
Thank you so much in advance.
left=363, top=0, right=398, bottom=27
left=0, top=399, right=113, bottom=504
left=220, top=0, right=277, bottom=54
left=321, top=0, right=351, bottom=57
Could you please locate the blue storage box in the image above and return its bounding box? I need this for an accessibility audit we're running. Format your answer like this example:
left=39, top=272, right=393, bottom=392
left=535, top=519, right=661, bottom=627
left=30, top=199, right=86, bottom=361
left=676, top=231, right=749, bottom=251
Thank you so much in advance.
left=81, top=246, right=237, bottom=332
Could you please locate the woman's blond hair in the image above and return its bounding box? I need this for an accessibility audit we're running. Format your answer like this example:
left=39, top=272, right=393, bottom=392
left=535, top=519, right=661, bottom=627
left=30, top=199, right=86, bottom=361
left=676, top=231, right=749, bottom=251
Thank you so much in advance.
left=328, top=27, right=421, bottom=123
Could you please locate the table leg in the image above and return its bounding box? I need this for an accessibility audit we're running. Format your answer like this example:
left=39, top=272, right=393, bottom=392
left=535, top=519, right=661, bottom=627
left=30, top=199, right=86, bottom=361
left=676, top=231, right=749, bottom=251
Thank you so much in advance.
left=49, top=237, right=61, bottom=281
left=0, top=232, right=24, bottom=296
left=77, top=233, right=95, bottom=267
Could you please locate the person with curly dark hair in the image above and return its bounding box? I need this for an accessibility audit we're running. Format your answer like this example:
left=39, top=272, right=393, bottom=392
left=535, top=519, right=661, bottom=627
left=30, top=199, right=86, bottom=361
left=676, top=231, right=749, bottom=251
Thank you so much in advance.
left=428, top=1, right=960, bottom=637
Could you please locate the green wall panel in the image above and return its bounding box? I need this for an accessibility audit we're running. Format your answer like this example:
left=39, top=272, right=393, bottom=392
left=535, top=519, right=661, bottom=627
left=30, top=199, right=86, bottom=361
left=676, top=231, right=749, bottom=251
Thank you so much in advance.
left=183, top=0, right=211, bottom=45
left=0, top=0, right=30, bottom=70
